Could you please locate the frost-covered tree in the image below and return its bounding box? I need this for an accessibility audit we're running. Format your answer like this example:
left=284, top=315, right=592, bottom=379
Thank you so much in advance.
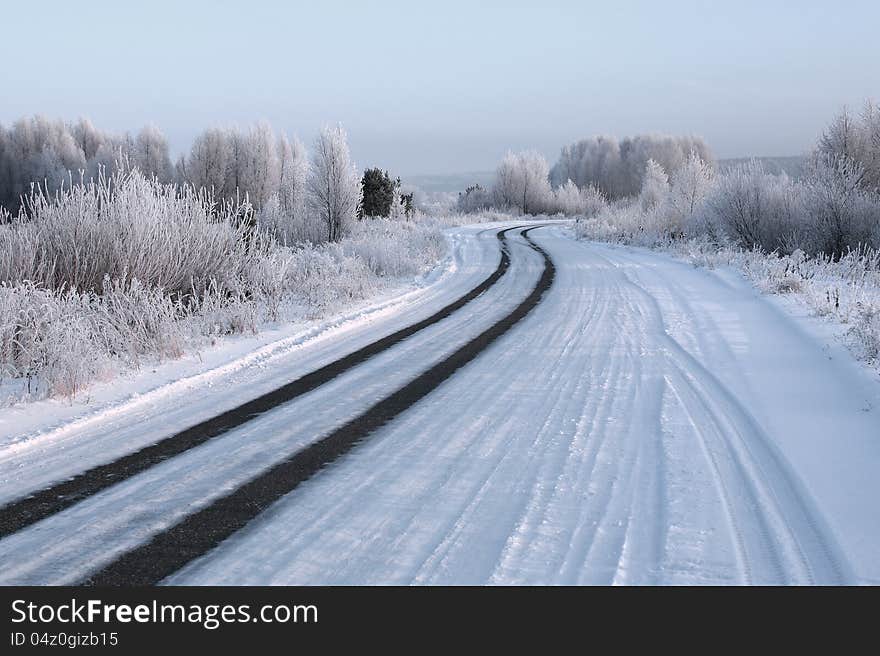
left=133, top=125, right=172, bottom=182
left=307, top=125, right=362, bottom=242
left=667, top=152, right=714, bottom=229
left=551, top=136, right=624, bottom=197
left=241, top=122, right=280, bottom=209
left=278, top=134, right=308, bottom=220
left=804, top=154, right=878, bottom=257
left=639, top=159, right=669, bottom=211
left=0, top=126, right=14, bottom=212
left=550, top=134, right=713, bottom=199
left=493, top=150, right=552, bottom=214
left=388, top=190, right=409, bottom=220
left=70, top=118, right=105, bottom=162
left=817, top=100, right=880, bottom=191
left=0, top=116, right=86, bottom=212
left=179, top=123, right=282, bottom=210
left=181, top=128, right=231, bottom=195
left=702, top=160, right=803, bottom=251
left=551, top=179, right=584, bottom=215
left=223, top=129, right=248, bottom=202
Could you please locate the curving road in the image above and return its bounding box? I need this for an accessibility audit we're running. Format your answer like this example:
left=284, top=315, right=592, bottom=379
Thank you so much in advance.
left=1, top=223, right=879, bottom=585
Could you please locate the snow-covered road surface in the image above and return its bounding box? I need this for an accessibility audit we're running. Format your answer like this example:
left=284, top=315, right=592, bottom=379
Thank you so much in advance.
left=1, top=223, right=879, bottom=585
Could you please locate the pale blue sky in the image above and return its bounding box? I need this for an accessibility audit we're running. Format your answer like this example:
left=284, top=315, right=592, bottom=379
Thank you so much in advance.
left=1, top=0, right=877, bottom=174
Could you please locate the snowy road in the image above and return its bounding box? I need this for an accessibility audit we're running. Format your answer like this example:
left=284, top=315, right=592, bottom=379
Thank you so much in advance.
left=1, top=223, right=879, bottom=585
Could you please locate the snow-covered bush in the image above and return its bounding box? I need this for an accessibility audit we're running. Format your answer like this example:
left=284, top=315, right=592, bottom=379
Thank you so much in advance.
left=548, top=180, right=608, bottom=218
left=849, top=306, right=880, bottom=362
left=343, top=218, right=446, bottom=278
left=574, top=200, right=673, bottom=248
left=257, top=194, right=327, bottom=246
left=2, top=169, right=254, bottom=297
left=0, top=167, right=447, bottom=402
left=701, top=160, right=805, bottom=252
left=817, top=100, right=880, bottom=191
left=801, top=155, right=880, bottom=257
left=0, top=279, right=185, bottom=398
left=456, top=184, right=494, bottom=214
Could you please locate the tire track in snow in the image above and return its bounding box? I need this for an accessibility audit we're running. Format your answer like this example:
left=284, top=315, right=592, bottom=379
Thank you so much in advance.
left=409, top=260, right=608, bottom=583
left=597, top=250, right=849, bottom=584
left=80, top=227, right=556, bottom=585
left=0, top=227, right=523, bottom=540
left=485, top=270, right=612, bottom=583
left=0, top=233, right=540, bottom=585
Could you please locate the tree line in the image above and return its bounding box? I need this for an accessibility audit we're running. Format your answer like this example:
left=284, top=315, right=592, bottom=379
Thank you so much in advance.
left=457, top=134, right=713, bottom=216
left=570, top=101, right=880, bottom=259
left=457, top=100, right=879, bottom=259
left=0, top=117, right=413, bottom=244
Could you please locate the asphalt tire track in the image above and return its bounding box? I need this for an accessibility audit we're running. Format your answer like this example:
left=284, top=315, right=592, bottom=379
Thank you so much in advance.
left=81, top=227, right=556, bottom=585
left=0, top=227, right=523, bottom=540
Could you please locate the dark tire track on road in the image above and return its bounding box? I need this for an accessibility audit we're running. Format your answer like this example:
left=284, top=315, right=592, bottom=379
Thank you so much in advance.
left=82, top=227, right=555, bottom=585
left=0, top=227, right=525, bottom=540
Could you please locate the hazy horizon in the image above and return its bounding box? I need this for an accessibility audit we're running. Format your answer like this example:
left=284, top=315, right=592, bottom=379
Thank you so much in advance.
left=2, top=0, right=877, bottom=176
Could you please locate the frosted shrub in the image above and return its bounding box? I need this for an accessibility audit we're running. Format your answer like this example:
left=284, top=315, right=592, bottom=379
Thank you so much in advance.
left=283, top=244, right=376, bottom=315
left=702, top=161, right=806, bottom=253
left=575, top=199, right=678, bottom=248
left=802, top=156, right=880, bottom=257
left=456, top=185, right=493, bottom=214
left=98, top=276, right=186, bottom=362
left=662, top=152, right=714, bottom=238
left=343, top=219, right=446, bottom=278
left=193, top=281, right=259, bottom=337
left=548, top=180, right=608, bottom=218
left=0, top=283, right=109, bottom=398
left=258, top=192, right=329, bottom=247
left=0, top=168, right=449, bottom=402
left=8, top=169, right=252, bottom=296
left=849, top=306, right=880, bottom=361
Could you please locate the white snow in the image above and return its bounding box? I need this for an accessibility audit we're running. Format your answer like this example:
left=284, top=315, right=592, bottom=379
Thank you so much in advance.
left=1, top=223, right=879, bottom=585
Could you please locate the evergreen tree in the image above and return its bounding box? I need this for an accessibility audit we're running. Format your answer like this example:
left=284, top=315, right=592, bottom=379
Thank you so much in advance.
left=360, top=168, right=397, bottom=217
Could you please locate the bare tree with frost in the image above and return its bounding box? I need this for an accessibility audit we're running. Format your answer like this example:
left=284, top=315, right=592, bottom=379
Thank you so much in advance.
left=278, top=134, right=309, bottom=220
left=639, top=159, right=669, bottom=211
left=181, top=128, right=231, bottom=196
left=493, top=150, right=552, bottom=215
left=818, top=100, right=880, bottom=191
left=133, top=125, right=173, bottom=182
left=666, top=151, right=714, bottom=233
left=306, top=125, right=362, bottom=242
left=240, top=122, right=280, bottom=210
left=550, top=134, right=713, bottom=199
